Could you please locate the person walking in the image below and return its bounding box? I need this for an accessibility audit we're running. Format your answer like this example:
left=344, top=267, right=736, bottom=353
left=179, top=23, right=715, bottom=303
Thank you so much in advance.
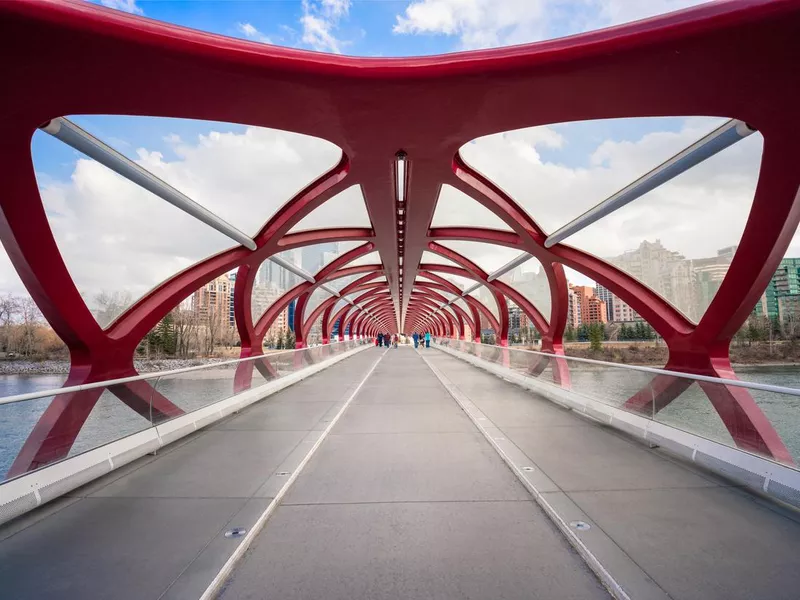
left=377, top=332, right=383, bottom=347
left=412, top=332, right=419, bottom=348
left=384, top=332, right=391, bottom=348
left=392, top=334, right=398, bottom=348
left=425, top=331, right=431, bottom=348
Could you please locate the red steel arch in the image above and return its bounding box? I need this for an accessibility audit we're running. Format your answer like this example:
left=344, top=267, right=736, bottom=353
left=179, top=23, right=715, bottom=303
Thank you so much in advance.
left=0, top=0, right=797, bottom=474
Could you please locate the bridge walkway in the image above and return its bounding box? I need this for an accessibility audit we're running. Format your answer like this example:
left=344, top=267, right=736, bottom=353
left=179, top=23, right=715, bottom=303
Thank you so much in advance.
left=1, top=347, right=800, bottom=599
left=218, top=347, right=606, bottom=600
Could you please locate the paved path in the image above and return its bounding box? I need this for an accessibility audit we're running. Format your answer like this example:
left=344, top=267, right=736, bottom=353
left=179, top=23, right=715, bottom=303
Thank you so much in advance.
left=421, top=349, right=800, bottom=600
left=219, top=347, right=608, bottom=600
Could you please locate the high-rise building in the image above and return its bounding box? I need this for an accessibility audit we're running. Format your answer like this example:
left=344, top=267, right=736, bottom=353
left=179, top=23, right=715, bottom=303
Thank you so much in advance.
left=228, top=272, right=237, bottom=326
left=567, top=285, right=581, bottom=328
left=594, top=284, right=614, bottom=322
left=753, top=257, right=800, bottom=320
left=192, top=274, right=232, bottom=323
left=302, top=243, right=337, bottom=273
left=507, top=303, right=522, bottom=337
left=607, top=240, right=695, bottom=320
left=612, top=296, right=640, bottom=322
left=570, top=286, right=606, bottom=324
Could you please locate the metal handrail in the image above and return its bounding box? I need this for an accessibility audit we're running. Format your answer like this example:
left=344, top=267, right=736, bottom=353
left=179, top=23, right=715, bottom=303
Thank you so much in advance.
left=436, top=339, right=800, bottom=398
left=0, top=340, right=363, bottom=406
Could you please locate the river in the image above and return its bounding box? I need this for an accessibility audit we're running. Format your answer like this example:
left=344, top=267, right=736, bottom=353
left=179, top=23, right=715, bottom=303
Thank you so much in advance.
left=1, top=365, right=799, bottom=479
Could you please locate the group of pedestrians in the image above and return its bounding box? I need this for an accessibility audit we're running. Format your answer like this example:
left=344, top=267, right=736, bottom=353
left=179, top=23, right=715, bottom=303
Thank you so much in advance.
left=374, top=332, right=430, bottom=348
left=412, top=332, right=431, bottom=348
left=375, top=332, right=398, bottom=348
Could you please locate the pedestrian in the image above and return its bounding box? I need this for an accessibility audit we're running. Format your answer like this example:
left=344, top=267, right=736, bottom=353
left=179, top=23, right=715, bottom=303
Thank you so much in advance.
left=377, top=333, right=383, bottom=347
left=425, top=331, right=431, bottom=348
left=384, top=332, right=391, bottom=347
left=392, top=334, right=398, bottom=348
left=412, top=332, right=419, bottom=348
left=374, top=335, right=379, bottom=346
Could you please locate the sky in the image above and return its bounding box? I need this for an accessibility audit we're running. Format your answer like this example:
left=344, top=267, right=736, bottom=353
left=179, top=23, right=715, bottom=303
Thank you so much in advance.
left=8, top=0, right=783, bottom=325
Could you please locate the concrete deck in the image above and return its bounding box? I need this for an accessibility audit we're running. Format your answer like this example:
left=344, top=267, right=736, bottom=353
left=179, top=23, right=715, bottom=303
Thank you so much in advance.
left=1, top=346, right=799, bottom=599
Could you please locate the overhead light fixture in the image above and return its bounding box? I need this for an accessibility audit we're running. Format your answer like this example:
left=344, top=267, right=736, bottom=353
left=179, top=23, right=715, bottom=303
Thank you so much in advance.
left=396, top=151, right=407, bottom=203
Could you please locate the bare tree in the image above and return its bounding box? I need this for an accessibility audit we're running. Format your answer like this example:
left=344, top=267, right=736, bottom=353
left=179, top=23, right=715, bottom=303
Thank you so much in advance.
left=0, top=294, right=19, bottom=352
left=205, top=301, right=225, bottom=356
left=16, top=297, right=41, bottom=356
left=173, top=308, right=200, bottom=358
left=94, top=290, right=133, bottom=328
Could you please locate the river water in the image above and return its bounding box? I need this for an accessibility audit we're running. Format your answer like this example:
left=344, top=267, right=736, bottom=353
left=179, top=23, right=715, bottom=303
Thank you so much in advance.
left=1, top=365, right=800, bottom=479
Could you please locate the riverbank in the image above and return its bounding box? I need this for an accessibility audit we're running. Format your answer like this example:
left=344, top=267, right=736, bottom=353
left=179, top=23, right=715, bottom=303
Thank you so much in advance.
left=564, top=342, right=800, bottom=366
left=0, top=358, right=229, bottom=375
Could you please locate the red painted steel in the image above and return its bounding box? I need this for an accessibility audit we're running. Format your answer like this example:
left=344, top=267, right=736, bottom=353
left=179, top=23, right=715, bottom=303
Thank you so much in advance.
left=0, top=0, right=797, bottom=472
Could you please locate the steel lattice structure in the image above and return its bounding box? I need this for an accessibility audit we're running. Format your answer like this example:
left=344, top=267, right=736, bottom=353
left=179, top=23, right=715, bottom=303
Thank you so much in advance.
left=1, top=0, right=799, bottom=474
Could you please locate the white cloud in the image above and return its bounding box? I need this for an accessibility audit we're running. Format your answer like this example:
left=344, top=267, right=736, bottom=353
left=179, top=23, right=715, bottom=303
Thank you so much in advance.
left=394, top=0, right=547, bottom=49
left=457, top=117, right=766, bottom=262
left=237, top=22, right=272, bottom=44
left=393, top=0, right=709, bottom=50
left=599, top=0, right=709, bottom=26
left=3, top=125, right=363, bottom=313
left=100, top=0, right=144, bottom=15
left=300, top=0, right=351, bottom=53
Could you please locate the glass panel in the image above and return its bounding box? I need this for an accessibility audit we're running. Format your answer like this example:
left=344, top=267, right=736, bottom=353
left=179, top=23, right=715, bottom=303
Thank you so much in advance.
left=459, top=117, right=716, bottom=234
left=32, top=116, right=341, bottom=329
left=498, top=255, right=552, bottom=323
left=460, top=116, right=762, bottom=324
left=326, top=274, right=361, bottom=293
left=70, top=389, right=153, bottom=456
left=249, top=261, right=303, bottom=325
left=348, top=251, right=382, bottom=268
left=432, top=271, right=475, bottom=291
left=300, top=241, right=362, bottom=273
left=431, top=184, right=512, bottom=230
left=420, top=250, right=462, bottom=268
left=453, top=297, right=471, bottom=315
left=569, top=129, right=763, bottom=323
left=306, top=288, right=336, bottom=316
left=306, top=315, right=325, bottom=346
left=469, top=286, right=499, bottom=320
left=289, top=185, right=371, bottom=231
left=437, top=341, right=800, bottom=466
left=436, top=240, right=523, bottom=274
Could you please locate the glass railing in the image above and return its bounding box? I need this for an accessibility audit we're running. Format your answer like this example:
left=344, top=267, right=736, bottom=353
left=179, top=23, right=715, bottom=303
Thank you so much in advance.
left=0, top=340, right=368, bottom=482
left=435, top=339, right=800, bottom=468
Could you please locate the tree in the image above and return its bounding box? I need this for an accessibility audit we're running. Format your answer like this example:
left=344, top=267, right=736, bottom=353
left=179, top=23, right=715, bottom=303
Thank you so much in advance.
left=589, top=323, right=603, bottom=352
left=94, top=290, right=133, bottom=329
left=0, top=294, right=18, bottom=352
left=564, top=325, right=576, bottom=342
left=16, top=297, right=41, bottom=357
left=204, top=301, right=227, bottom=356
left=173, top=308, right=200, bottom=358
left=286, top=329, right=296, bottom=349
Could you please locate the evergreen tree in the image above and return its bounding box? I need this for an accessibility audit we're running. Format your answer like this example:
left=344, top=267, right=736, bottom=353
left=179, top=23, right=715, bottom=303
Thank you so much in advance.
left=589, top=323, right=603, bottom=351
left=286, top=329, right=296, bottom=349
left=564, top=325, right=576, bottom=342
